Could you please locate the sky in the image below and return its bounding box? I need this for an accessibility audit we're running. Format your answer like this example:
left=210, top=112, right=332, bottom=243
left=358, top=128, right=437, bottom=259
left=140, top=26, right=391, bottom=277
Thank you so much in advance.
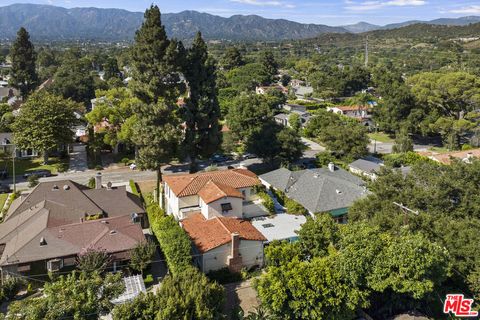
left=1, top=0, right=480, bottom=25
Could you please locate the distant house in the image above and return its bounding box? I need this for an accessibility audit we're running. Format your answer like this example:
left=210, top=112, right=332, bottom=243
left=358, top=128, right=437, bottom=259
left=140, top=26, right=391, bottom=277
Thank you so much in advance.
left=349, top=156, right=384, bottom=180
left=327, top=105, right=374, bottom=127
left=0, top=87, right=18, bottom=102
left=0, top=175, right=146, bottom=279
left=260, top=164, right=368, bottom=223
left=251, top=214, right=306, bottom=243
left=181, top=213, right=266, bottom=273
left=162, top=169, right=267, bottom=220
left=283, top=104, right=307, bottom=113
left=256, top=85, right=288, bottom=95
left=290, top=79, right=305, bottom=88
left=422, top=148, right=480, bottom=165
left=293, top=86, right=313, bottom=99
left=0, top=132, right=38, bottom=158
left=274, top=110, right=311, bottom=128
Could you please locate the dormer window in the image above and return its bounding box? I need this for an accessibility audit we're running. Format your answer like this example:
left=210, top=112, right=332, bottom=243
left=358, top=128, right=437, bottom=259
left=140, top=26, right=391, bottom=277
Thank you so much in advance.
left=221, top=203, right=232, bottom=213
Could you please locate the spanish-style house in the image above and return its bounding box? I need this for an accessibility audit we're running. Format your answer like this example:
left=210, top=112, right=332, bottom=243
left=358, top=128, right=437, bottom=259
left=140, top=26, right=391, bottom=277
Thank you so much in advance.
left=181, top=213, right=266, bottom=273
left=163, top=169, right=268, bottom=273
left=162, top=168, right=267, bottom=220
left=0, top=174, right=146, bottom=279
left=420, top=148, right=480, bottom=165
left=327, top=105, right=374, bottom=127
left=260, top=164, right=368, bottom=223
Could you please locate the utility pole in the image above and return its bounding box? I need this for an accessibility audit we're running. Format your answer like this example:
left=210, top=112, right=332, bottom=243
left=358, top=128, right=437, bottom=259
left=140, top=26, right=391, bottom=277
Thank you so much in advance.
left=12, top=146, right=16, bottom=193
left=393, top=202, right=419, bottom=225
left=365, top=36, right=369, bottom=68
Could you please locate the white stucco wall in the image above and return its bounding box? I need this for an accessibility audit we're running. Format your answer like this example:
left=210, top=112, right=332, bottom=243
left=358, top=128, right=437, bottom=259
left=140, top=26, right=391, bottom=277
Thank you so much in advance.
left=201, top=239, right=264, bottom=273
left=201, top=196, right=243, bottom=219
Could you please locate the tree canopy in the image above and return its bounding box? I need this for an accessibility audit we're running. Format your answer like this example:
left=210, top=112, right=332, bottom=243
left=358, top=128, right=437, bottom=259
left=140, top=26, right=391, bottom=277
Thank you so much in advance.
left=9, top=27, right=38, bottom=98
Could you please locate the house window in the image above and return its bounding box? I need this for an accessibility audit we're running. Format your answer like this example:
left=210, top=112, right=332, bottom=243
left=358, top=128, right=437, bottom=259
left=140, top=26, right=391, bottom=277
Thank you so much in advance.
left=241, top=190, right=246, bottom=198
left=47, top=259, right=63, bottom=272
left=63, top=257, right=76, bottom=267
left=221, top=203, right=233, bottom=212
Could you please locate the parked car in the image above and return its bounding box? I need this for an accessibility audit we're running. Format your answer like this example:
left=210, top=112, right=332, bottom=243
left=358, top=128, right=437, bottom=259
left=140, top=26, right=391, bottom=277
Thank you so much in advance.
left=23, top=169, right=52, bottom=178
left=210, top=154, right=233, bottom=163
left=242, top=153, right=257, bottom=160
left=0, top=184, right=11, bottom=193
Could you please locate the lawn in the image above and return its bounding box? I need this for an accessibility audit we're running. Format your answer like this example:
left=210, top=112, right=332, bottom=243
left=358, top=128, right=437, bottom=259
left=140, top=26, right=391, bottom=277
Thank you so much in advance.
left=368, top=132, right=394, bottom=143
left=0, top=157, right=69, bottom=176
left=0, top=193, right=8, bottom=209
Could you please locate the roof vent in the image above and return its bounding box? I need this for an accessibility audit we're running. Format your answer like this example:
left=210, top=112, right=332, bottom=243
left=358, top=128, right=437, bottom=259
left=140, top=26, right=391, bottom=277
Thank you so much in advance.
left=52, top=184, right=59, bottom=190
left=106, top=181, right=113, bottom=190
left=40, top=237, right=47, bottom=246
left=109, top=230, right=117, bottom=235
left=336, top=189, right=342, bottom=194
left=63, top=185, right=70, bottom=190
left=101, top=220, right=108, bottom=224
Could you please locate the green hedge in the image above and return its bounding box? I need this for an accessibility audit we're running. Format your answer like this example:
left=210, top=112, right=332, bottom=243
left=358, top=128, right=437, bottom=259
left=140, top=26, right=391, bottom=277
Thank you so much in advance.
left=145, top=195, right=192, bottom=275
left=256, top=188, right=275, bottom=214
left=271, top=188, right=308, bottom=215
left=129, top=179, right=140, bottom=197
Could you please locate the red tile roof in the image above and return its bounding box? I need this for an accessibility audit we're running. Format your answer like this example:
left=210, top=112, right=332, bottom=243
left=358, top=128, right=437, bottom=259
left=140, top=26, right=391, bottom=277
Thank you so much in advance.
left=181, top=213, right=266, bottom=253
left=198, top=180, right=243, bottom=204
left=163, top=169, right=259, bottom=198
left=428, top=148, right=480, bottom=165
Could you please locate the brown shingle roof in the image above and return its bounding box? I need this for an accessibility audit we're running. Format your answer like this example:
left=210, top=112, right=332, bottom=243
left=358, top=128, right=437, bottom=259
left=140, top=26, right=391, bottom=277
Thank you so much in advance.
left=197, top=180, right=244, bottom=204
left=163, top=169, right=259, bottom=198
left=181, top=213, right=266, bottom=253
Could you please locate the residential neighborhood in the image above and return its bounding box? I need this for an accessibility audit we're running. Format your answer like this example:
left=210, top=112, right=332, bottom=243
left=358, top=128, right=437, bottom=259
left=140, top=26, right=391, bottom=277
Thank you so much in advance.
left=0, top=1, right=478, bottom=320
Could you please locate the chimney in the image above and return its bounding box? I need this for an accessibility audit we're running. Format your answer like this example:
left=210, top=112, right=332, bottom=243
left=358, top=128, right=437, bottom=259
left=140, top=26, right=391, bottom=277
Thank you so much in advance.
left=328, top=162, right=335, bottom=172
left=95, top=172, right=102, bottom=189
left=228, top=232, right=243, bottom=273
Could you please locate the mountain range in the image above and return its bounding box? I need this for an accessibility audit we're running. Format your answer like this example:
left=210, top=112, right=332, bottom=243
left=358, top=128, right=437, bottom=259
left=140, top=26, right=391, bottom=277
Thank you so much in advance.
left=0, top=3, right=479, bottom=41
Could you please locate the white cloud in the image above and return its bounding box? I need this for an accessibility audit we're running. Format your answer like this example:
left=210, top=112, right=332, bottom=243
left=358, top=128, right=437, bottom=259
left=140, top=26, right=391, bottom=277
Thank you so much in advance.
left=230, top=0, right=295, bottom=9
left=346, top=0, right=426, bottom=11
left=449, top=5, right=480, bottom=14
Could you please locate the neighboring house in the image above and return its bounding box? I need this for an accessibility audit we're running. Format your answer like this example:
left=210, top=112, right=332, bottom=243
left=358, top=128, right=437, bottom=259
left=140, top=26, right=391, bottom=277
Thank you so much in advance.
left=0, top=87, right=18, bottom=102
left=162, top=169, right=267, bottom=220
left=349, top=156, right=384, bottom=180
left=260, top=164, right=368, bottom=223
left=0, top=132, right=38, bottom=158
left=181, top=212, right=266, bottom=273
left=255, top=85, right=288, bottom=95
left=294, top=85, right=313, bottom=99
left=0, top=175, right=146, bottom=278
left=251, top=214, right=306, bottom=243
left=283, top=104, right=307, bottom=113
left=422, top=148, right=480, bottom=165
left=290, top=79, right=305, bottom=88
left=274, top=110, right=311, bottom=128
left=327, top=105, right=374, bottom=127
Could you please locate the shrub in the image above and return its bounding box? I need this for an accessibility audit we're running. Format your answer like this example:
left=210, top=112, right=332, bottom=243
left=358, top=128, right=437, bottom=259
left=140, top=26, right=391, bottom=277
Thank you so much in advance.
left=285, top=197, right=308, bottom=215
left=0, top=277, right=25, bottom=302
left=207, top=268, right=242, bottom=284
left=146, top=197, right=192, bottom=275
left=87, top=177, right=96, bottom=189
left=121, top=157, right=130, bottom=166
left=94, top=165, right=103, bottom=171
left=256, top=190, right=275, bottom=214
left=27, top=174, right=39, bottom=188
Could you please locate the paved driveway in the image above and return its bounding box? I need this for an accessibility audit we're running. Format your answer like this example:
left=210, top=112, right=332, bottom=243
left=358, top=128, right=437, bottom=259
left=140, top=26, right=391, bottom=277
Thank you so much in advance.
left=68, top=143, right=88, bottom=172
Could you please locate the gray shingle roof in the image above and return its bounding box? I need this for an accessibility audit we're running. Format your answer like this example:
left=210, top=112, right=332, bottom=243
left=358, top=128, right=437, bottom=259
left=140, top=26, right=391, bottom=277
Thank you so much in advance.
left=349, top=157, right=384, bottom=174
left=260, top=166, right=367, bottom=213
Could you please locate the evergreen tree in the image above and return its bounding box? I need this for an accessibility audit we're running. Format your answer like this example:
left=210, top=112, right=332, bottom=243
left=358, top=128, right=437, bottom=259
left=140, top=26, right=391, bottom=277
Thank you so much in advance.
left=130, top=5, right=184, bottom=202
left=9, top=27, right=38, bottom=98
left=183, top=32, right=221, bottom=172
left=221, top=47, right=244, bottom=70
left=259, top=50, right=278, bottom=85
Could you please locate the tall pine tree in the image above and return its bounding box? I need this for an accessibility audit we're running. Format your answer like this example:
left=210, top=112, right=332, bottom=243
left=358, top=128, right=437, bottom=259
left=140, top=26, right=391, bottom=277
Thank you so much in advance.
left=183, top=32, right=221, bottom=173
left=259, top=50, right=278, bottom=85
left=130, top=5, right=184, bottom=202
left=9, top=27, right=38, bottom=98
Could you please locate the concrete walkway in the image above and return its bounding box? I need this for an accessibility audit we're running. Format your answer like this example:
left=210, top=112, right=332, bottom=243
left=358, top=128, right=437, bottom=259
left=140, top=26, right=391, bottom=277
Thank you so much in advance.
left=68, top=143, right=88, bottom=172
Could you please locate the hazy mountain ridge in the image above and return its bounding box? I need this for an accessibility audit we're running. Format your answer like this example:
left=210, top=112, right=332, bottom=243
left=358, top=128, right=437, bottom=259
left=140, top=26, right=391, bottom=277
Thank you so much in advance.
left=0, top=4, right=346, bottom=41
left=0, top=3, right=479, bottom=41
